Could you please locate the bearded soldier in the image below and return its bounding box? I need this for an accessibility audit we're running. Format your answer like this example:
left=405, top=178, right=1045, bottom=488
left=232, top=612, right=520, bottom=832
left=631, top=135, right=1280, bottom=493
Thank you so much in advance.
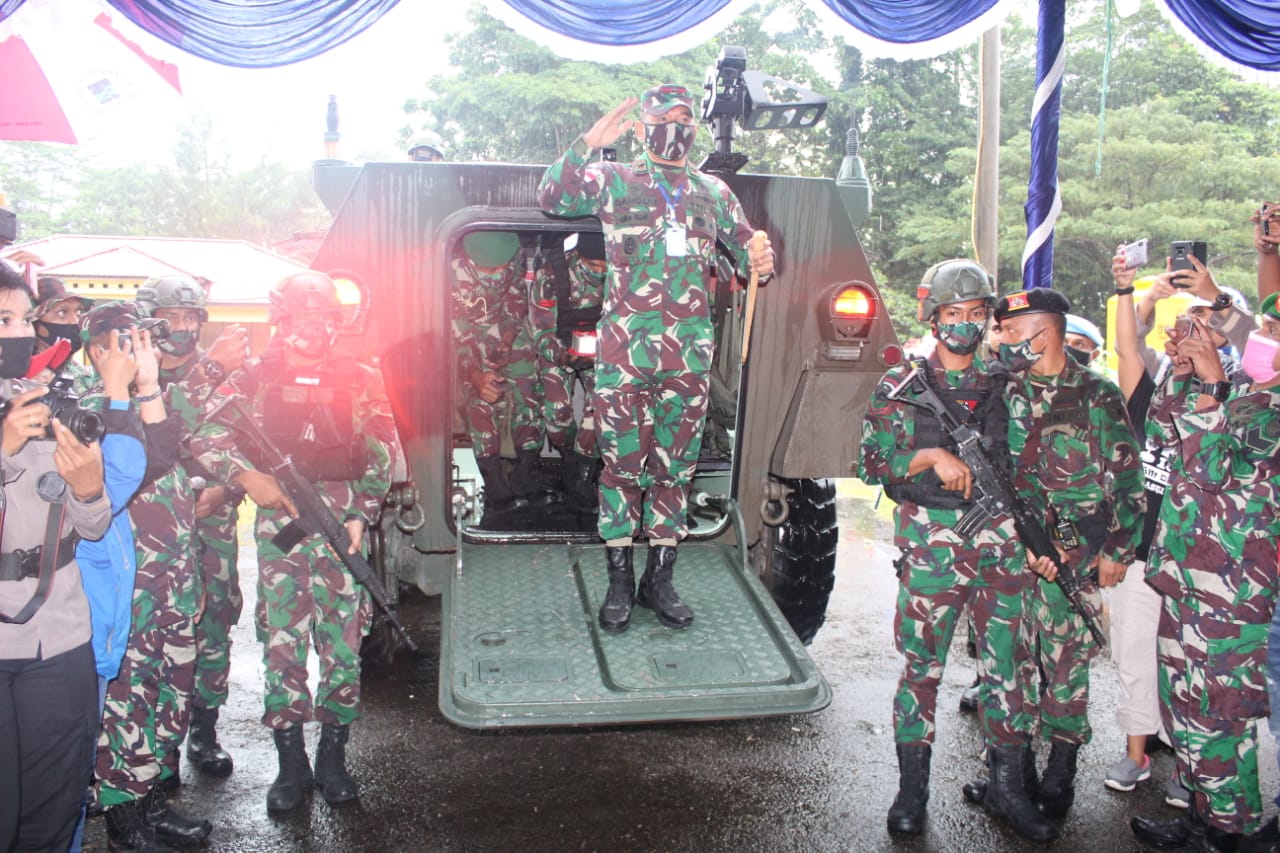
left=859, top=261, right=1054, bottom=842
left=537, top=84, right=774, bottom=632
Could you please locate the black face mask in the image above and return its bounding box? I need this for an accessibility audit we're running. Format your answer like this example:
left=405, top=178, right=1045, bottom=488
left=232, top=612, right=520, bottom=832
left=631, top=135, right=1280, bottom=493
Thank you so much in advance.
left=0, top=336, right=36, bottom=379
left=1065, top=346, right=1094, bottom=368
left=36, top=321, right=83, bottom=357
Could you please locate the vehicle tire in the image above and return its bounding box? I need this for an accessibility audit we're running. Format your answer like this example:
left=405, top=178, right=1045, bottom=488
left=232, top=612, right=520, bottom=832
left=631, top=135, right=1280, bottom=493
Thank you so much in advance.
left=760, top=477, right=838, bottom=644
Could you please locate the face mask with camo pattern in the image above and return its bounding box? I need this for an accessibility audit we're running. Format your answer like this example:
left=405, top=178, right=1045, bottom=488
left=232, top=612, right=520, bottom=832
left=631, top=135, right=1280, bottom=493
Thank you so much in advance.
left=643, top=121, right=695, bottom=161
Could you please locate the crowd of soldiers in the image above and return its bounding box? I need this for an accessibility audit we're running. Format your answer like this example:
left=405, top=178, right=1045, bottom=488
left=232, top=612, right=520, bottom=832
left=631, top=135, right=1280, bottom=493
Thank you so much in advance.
left=860, top=204, right=1280, bottom=853
left=0, top=264, right=394, bottom=853
left=0, top=81, right=774, bottom=853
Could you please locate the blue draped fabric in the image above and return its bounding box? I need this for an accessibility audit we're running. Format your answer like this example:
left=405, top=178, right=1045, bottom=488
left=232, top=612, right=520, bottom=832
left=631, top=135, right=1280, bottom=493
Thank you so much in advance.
left=500, top=0, right=732, bottom=46
left=816, top=0, right=1000, bottom=44
left=1163, top=0, right=1280, bottom=72
left=100, top=0, right=401, bottom=68
left=1022, top=0, right=1065, bottom=290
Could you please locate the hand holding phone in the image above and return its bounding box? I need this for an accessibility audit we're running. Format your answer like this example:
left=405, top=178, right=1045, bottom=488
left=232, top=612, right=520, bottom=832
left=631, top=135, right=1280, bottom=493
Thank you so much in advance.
left=1120, top=238, right=1148, bottom=271
left=1170, top=240, right=1208, bottom=278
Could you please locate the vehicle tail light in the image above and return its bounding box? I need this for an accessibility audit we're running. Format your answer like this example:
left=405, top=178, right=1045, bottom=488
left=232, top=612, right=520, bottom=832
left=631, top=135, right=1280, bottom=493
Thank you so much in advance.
left=830, top=283, right=875, bottom=339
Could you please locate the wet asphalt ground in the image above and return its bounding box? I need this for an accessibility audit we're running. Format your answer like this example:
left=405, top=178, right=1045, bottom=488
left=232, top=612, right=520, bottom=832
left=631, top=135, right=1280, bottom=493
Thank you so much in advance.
left=84, top=487, right=1278, bottom=852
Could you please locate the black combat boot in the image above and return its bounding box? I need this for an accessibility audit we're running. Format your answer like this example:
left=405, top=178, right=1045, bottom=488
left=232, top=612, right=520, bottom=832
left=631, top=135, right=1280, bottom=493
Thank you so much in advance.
left=886, top=743, right=931, bottom=834
left=476, top=455, right=525, bottom=513
left=1132, top=809, right=1204, bottom=849
left=509, top=449, right=557, bottom=506
left=1203, top=826, right=1244, bottom=853
left=963, top=744, right=1037, bottom=804
left=141, top=782, right=212, bottom=846
left=636, top=545, right=693, bottom=629
left=1036, top=740, right=1079, bottom=819
left=266, top=725, right=313, bottom=813
left=314, top=723, right=359, bottom=805
left=186, top=704, right=233, bottom=777
left=105, top=797, right=175, bottom=853
left=598, top=546, right=635, bottom=632
left=984, top=745, right=1058, bottom=841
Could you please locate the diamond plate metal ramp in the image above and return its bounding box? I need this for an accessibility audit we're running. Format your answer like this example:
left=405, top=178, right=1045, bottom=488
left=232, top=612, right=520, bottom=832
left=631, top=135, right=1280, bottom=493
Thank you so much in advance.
left=439, top=542, right=832, bottom=728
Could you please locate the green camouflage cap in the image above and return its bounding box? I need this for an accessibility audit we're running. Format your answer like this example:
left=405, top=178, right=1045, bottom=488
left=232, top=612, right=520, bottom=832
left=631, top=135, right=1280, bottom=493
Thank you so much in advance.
left=34, top=276, right=93, bottom=318
left=1260, top=292, right=1280, bottom=320
left=641, top=84, right=695, bottom=118
left=463, top=231, right=520, bottom=269
left=80, top=300, right=141, bottom=342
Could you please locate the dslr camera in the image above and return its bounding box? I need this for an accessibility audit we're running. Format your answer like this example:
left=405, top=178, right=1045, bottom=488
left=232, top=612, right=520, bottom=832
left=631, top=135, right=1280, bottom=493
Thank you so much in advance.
left=0, top=375, right=104, bottom=444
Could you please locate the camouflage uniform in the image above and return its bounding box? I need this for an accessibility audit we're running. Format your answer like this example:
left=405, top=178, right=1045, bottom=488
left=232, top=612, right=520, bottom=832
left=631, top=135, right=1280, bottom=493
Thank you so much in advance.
left=93, top=330, right=229, bottom=807
left=194, top=353, right=394, bottom=730
left=159, top=353, right=243, bottom=717
left=451, top=252, right=544, bottom=458
left=1006, top=357, right=1144, bottom=745
left=859, top=354, right=1032, bottom=750
left=531, top=251, right=604, bottom=458
left=1144, top=382, right=1280, bottom=836
left=536, top=130, right=757, bottom=543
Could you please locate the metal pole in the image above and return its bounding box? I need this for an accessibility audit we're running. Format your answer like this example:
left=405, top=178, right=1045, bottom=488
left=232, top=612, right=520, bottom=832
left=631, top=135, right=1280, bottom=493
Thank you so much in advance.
left=974, top=25, right=1001, bottom=288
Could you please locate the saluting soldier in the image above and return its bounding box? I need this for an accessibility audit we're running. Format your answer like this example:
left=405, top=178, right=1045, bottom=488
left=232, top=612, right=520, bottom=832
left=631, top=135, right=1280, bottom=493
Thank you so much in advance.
left=859, top=260, right=1054, bottom=842
left=994, top=288, right=1145, bottom=822
left=537, top=84, right=773, bottom=632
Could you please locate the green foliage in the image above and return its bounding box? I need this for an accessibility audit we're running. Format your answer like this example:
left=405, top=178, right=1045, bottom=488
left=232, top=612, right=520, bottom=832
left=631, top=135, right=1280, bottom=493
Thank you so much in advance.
left=0, top=116, right=326, bottom=246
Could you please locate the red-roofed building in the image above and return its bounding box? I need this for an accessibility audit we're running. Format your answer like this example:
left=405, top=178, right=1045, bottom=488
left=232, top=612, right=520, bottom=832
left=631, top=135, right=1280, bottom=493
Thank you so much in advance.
left=4, top=234, right=310, bottom=351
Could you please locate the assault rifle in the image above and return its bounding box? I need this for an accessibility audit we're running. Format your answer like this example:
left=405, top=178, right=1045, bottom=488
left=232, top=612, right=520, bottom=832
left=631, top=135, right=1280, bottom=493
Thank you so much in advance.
left=214, top=397, right=419, bottom=654
left=885, top=359, right=1107, bottom=648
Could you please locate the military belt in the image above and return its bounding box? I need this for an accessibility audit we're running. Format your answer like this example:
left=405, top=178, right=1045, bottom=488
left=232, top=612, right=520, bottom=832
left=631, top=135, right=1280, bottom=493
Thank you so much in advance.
left=0, top=536, right=76, bottom=582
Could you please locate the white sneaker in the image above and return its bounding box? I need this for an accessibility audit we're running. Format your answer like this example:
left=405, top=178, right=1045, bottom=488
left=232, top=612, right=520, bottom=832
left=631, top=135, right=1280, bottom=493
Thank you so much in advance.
left=1165, top=775, right=1191, bottom=809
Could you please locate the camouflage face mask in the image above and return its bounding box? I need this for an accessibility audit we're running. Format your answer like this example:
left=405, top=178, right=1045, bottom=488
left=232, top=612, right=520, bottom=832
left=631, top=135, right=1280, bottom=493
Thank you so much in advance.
left=160, top=328, right=199, bottom=357
left=643, top=121, right=695, bottom=162
left=934, top=321, right=984, bottom=356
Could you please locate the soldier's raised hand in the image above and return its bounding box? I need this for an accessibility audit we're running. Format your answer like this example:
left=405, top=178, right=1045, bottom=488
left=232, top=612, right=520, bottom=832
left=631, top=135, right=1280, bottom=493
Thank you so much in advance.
left=205, top=325, right=251, bottom=376
left=131, top=329, right=160, bottom=395
left=584, top=98, right=639, bottom=150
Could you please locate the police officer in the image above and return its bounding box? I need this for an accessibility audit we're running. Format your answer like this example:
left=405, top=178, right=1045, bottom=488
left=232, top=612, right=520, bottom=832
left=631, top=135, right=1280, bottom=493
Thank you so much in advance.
left=452, top=231, right=551, bottom=515
left=136, top=274, right=249, bottom=779
left=1129, top=319, right=1280, bottom=853
left=531, top=232, right=606, bottom=511
left=191, top=271, right=394, bottom=811
left=537, top=84, right=773, bottom=632
left=994, top=288, right=1145, bottom=821
left=859, top=261, right=1054, bottom=841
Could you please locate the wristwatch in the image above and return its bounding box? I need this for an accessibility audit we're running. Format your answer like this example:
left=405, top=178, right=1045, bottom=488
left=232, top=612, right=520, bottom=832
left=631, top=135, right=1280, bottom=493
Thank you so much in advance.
left=200, top=358, right=226, bottom=383
left=1210, top=292, right=1234, bottom=311
left=1207, top=380, right=1232, bottom=402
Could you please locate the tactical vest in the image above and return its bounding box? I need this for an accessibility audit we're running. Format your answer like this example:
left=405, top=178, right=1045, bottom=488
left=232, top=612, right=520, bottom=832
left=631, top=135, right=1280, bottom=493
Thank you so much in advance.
left=542, top=252, right=603, bottom=346
left=883, top=367, right=1009, bottom=509
left=258, top=359, right=366, bottom=483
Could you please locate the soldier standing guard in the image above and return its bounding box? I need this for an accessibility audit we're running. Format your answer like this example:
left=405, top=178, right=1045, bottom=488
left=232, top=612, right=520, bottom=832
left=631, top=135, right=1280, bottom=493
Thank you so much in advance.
left=994, top=288, right=1144, bottom=821
left=531, top=232, right=606, bottom=511
left=191, top=271, right=394, bottom=812
left=136, top=275, right=247, bottom=779
left=859, top=260, right=1054, bottom=842
left=537, top=84, right=774, bottom=632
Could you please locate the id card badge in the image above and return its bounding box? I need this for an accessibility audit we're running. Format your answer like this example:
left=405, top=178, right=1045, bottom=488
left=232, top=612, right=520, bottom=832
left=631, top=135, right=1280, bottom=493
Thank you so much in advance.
left=665, top=224, right=687, bottom=258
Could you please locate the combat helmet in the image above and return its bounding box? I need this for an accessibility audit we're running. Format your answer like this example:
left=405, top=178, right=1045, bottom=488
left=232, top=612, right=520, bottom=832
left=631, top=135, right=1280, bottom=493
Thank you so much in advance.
left=408, top=130, right=446, bottom=162
left=269, top=270, right=341, bottom=324
left=136, top=274, right=208, bottom=322
left=916, top=260, right=996, bottom=322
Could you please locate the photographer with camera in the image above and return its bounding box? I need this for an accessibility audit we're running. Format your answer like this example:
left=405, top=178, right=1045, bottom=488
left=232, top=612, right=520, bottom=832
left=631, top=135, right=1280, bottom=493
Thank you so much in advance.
left=87, top=300, right=246, bottom=851
left=1129, top=315, right=1280, bottom=853
left=0, top=264, right=110, bottom=853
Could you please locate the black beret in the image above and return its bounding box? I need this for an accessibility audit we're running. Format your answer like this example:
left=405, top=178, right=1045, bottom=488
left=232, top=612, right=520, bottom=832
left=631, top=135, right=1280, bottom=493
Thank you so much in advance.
left=994, top=288, right=1071, bottom=322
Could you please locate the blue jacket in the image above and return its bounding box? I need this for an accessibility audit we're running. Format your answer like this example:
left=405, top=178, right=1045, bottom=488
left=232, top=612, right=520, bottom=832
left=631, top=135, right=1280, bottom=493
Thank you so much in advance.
left=77, top=403, right=145, bottom=680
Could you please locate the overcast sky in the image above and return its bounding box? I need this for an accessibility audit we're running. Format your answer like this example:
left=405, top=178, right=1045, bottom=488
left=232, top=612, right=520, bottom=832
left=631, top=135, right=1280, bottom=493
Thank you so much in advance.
left=84, top=2, right=472, bottom=170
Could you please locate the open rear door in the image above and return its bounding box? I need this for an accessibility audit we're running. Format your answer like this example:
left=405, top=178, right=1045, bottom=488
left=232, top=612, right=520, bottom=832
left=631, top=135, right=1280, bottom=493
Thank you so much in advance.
left=439, top=539, right=831, bottom=728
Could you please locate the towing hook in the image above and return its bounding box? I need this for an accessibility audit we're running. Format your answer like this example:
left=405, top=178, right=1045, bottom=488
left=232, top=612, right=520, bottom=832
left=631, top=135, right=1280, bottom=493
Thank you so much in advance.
left=760, top=480, right=794, bottom=527
left=394, top=484, right=426, bottom=532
